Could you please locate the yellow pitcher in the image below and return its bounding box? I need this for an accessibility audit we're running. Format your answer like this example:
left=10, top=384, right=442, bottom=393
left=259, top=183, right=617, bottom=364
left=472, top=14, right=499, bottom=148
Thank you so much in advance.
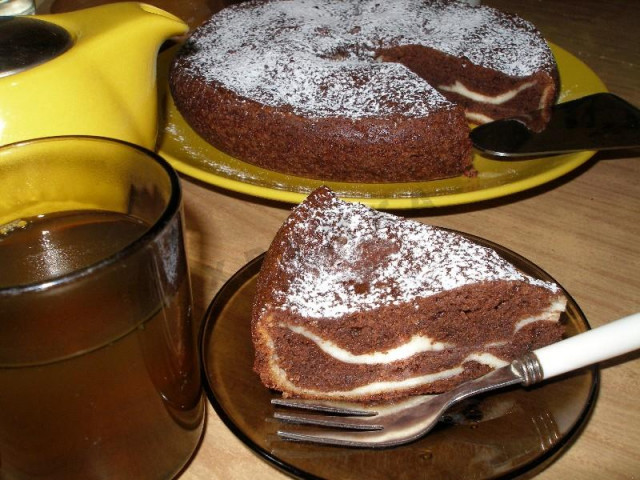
left=0, top=3, right=188, bottom=149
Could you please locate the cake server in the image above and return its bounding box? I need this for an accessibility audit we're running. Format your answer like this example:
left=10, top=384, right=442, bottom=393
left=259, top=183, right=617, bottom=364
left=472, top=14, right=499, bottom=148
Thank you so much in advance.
left=470, top=93, right=640, bottom=158
left=272, top=312, right=640, bottom=448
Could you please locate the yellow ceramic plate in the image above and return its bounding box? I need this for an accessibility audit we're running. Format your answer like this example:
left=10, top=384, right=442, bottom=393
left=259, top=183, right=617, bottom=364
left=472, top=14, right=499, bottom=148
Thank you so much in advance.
left=157, top=43, right=606, bottom=209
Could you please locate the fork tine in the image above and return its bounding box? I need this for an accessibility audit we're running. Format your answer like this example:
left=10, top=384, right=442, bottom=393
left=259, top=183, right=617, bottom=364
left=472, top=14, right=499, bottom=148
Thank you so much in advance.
left=274, top=411, right=383, bottom=430
left=272, top=395, right=448, bottom=448
left=271, top=398, right=377, bottom=416
left=277, top=427, right=396, bottom=448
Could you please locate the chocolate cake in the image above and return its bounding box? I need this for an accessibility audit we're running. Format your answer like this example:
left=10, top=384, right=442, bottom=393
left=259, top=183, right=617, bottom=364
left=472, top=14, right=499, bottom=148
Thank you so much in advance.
left=252, top=187, right=566, bottom=401
left=170, top=0, right=559, bottom=183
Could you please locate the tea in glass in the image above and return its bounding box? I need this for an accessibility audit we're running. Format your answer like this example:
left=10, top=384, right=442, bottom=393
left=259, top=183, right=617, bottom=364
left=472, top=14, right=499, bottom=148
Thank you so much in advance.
left=0, top=137, right=204, bottom=479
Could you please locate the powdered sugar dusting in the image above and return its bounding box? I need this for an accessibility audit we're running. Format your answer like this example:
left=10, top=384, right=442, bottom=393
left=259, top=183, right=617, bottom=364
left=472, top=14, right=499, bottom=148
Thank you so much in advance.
left=176, top=0, right=554, bottom=118
left=274, top=188, right=558, bottom=318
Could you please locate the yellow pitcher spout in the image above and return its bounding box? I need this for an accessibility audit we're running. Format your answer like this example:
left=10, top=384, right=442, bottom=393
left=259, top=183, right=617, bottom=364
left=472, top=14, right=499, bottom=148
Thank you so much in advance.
left=0, top=3, right=188, bottom=149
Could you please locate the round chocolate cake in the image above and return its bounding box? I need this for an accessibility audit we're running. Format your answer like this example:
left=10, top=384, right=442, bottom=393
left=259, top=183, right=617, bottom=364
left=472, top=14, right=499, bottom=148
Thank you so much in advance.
left=170, top=0, right=559, bottom=183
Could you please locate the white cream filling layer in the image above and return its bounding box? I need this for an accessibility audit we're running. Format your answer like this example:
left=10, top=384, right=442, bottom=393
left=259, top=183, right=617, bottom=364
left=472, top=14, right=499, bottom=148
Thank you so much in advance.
left=274, top=303, right=565, bottom=398
left=447, top=81, right=555, bottom=125
left=286, top=299, right=565, bottom=365
left=273, top=352, right=508, bottom=399
left=438, top=80, right=536, bottom=105
left=514, top=298, right=566, bottom=332
left=286, top=325, right=451, bottom=364
left=466, top=111, right=495, bottom=124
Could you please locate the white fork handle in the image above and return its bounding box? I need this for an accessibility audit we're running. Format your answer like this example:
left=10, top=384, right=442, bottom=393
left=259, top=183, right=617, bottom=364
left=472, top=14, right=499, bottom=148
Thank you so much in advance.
left=534, top=312, right=640, bottom=380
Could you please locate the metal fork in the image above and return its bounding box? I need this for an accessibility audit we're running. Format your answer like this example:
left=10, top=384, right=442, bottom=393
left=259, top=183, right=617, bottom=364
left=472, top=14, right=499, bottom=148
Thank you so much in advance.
left=272, top=312, right=640, bottom=448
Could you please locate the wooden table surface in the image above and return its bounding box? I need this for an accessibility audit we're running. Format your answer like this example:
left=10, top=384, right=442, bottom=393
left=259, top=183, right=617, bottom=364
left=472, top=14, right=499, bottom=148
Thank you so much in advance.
left=43, top=0, right=640, bottom=478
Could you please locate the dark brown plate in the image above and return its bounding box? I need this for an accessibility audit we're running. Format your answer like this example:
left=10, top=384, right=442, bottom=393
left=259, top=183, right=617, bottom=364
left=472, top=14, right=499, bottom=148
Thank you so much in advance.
left=200, top=233, right=598, bottom=479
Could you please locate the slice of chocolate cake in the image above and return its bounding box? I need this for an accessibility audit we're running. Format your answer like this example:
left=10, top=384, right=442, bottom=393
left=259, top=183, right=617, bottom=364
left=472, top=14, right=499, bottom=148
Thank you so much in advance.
left=252, top=187, right=566, bottom=401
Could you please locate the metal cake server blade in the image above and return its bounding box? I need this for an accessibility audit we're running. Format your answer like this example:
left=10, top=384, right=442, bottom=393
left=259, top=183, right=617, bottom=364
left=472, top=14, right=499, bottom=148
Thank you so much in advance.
left=470, top=93, right=640, bottom=158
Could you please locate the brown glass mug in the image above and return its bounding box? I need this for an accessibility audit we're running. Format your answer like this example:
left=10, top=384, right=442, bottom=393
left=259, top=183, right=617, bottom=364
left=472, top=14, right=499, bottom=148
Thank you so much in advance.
left=0, top=136, right=204, bottom=479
